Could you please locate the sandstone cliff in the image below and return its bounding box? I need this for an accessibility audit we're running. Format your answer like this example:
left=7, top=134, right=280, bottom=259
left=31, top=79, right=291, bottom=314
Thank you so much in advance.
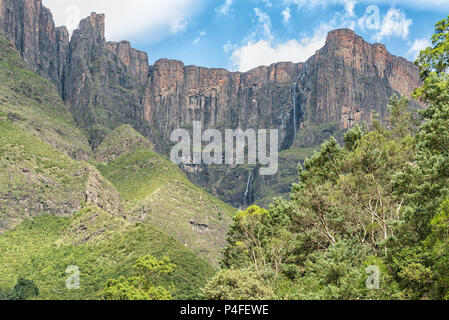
left=296, top=29, right=420, bottom=144
left=63, top=13, right=155, bottom=148
left=0, top=0, right=422, bottom=208
left=148, top=59, right=303, bottom=148
left=0, top=0, right=69, bottom=96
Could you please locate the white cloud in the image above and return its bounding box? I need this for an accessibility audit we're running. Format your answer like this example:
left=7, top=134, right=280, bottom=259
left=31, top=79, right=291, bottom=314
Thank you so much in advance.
left=343, top=0, right=357, bottom=17
left=407, top=38, right=430, bottom=60
left=227, top=2, right=362, bottom=72
left=230, top=23, right=331, bottom=72
left=376, top=8, right=412, bottom=41
left=216, top=0, right=233, bottom=15
left=42, top=0, right=203, bottom=42
left=193, top=30, right=206, bottom=46
left=284, top=0, right=357, bottom=12
left=282, top=7, right=291, bottom=25
left=254, top=8, right=273, bottom=41
left=261, top=0, right=273, bottom=7
left=357, top=0, right=449, bottom=11
left=285, top=0, right=449, bottom=11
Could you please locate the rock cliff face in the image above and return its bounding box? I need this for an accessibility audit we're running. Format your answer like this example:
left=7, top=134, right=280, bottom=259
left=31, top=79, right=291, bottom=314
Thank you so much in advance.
left=296, top=29, right=421, bottom=136
left=146, top=29, right=420, bottom=151
left=0, top=1, right=422, bottom=207
left=63, top=13, right=155, bottom=148
left=148, top=59, right=303, bottom=147
left=0, top=0, right=69, bottom=96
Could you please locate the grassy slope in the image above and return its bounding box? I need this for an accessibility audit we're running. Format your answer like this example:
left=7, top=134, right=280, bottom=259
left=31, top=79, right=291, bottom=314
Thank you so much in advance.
left=0, top=119, right=90, bottom=230
left=95, top=126, right=236, bottom=266
left=0, top=212, right=215, bottom=299
left=0, top=122, right=216, bottom=299
left=0, top=33, right=92, bottom=160
left=0, top=35, right=218, bottom=299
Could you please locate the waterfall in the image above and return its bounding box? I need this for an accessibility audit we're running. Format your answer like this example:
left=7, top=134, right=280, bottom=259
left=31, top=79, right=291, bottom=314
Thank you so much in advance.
left=243, top=172, right=254, bottom=207
left=292, top=82, right=297, bottom=137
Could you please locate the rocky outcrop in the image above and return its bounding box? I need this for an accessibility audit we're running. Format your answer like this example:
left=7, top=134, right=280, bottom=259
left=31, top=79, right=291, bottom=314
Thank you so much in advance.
left=148, top=59, right=303, bottom=147
left=84, top=166, right=122, bottom=216
left=62, top=13, right=155, bottom=148
left=296, top=29, right=421, bottom=135
left=0, top=1, right=422, bottom=208
left=0, top=0, right=69, bottom=96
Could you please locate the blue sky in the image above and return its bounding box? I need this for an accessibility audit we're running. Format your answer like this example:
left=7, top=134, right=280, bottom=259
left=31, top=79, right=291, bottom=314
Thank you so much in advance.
left=43, top=0, right=447, bottom=72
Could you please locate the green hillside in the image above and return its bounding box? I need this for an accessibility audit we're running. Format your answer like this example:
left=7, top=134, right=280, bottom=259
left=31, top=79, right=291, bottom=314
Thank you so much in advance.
left=0, top=121, right=217, bottom=299
left=0, top=34, right=232, bottom=299
left=0, top=33, right=92, bottom=160
left=95, top=126, right=236, bottom=266
left=0, top=211, right=215, bottom=299
left=0, top=119, right=105, bottom=231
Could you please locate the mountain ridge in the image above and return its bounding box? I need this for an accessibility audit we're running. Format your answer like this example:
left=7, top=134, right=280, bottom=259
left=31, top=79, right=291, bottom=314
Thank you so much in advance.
left=0, top=0, right=422, bottom=208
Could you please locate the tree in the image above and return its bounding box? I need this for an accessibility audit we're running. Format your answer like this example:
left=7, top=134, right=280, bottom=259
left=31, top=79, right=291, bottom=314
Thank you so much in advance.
left=394, top=15, right=449, bottom=240
left=424, top=199, right=449, bottom=298
left=104, top=255, right=175, bottom=300
left=0, top=278, right=40, bottom=300
left=203, top=269, right=274, bottom=300
left=222, top=206, right=271, bottom=272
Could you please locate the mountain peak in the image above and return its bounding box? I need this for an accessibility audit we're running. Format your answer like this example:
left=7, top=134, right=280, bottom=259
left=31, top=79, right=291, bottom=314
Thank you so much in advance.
left=327, top=28, right=357, bottom=40
left=95, top=125, right=154, bottom=163
left=75, top=12, right=106, bottom=42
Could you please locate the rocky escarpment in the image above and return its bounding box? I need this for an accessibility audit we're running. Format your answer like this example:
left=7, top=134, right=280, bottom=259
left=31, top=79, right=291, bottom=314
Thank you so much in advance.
left=0, top=1, right=420, bottom=150
left=0, top=0, right=422, bottom=208
left=294, top=29, right=421, bottom=147
left=148, top=59, right=303, bottom=148
left=0, top=0, right=69, bottom=96
left=153, top=29, right=421, bottom=207
left=63, top=13, right=156, bottom=149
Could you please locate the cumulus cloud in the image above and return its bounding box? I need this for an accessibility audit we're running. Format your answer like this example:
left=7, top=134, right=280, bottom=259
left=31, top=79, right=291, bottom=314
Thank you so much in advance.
left=193, top=30, right=206, bottom=46
left=357, top=0, right=449, bottom=11
left=42, top=0, right=202, bottom=41
left=216, top=0, right=233, bottom=15
left=407, top=38, right=430, bottom=60
left=285, top=0, right=449, bottom=11
left=282, top=7, right=291, bottom=25
left=230, top=23, right=331, bottom=72
left=376, top=8, right=412, bottom=41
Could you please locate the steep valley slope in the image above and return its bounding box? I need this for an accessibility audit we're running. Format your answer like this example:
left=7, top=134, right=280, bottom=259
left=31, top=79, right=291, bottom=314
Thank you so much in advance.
left=0, top=31, right=234, bottom=299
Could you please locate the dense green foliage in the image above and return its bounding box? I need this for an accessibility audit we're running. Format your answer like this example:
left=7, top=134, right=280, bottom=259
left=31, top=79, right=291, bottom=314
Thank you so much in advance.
left=203, top=269, right=274, bottom=300
left=0, top=278, right=39, bottom=300
left=104, top=255, right=175, bottom=300
left=209, top=16, right=449, bottom=300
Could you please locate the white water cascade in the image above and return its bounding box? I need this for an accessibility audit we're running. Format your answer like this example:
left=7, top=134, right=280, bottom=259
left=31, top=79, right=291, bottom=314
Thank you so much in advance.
left=292, top=82, right=298, bottom=137
left=243, top=172, right=254, bottom=207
